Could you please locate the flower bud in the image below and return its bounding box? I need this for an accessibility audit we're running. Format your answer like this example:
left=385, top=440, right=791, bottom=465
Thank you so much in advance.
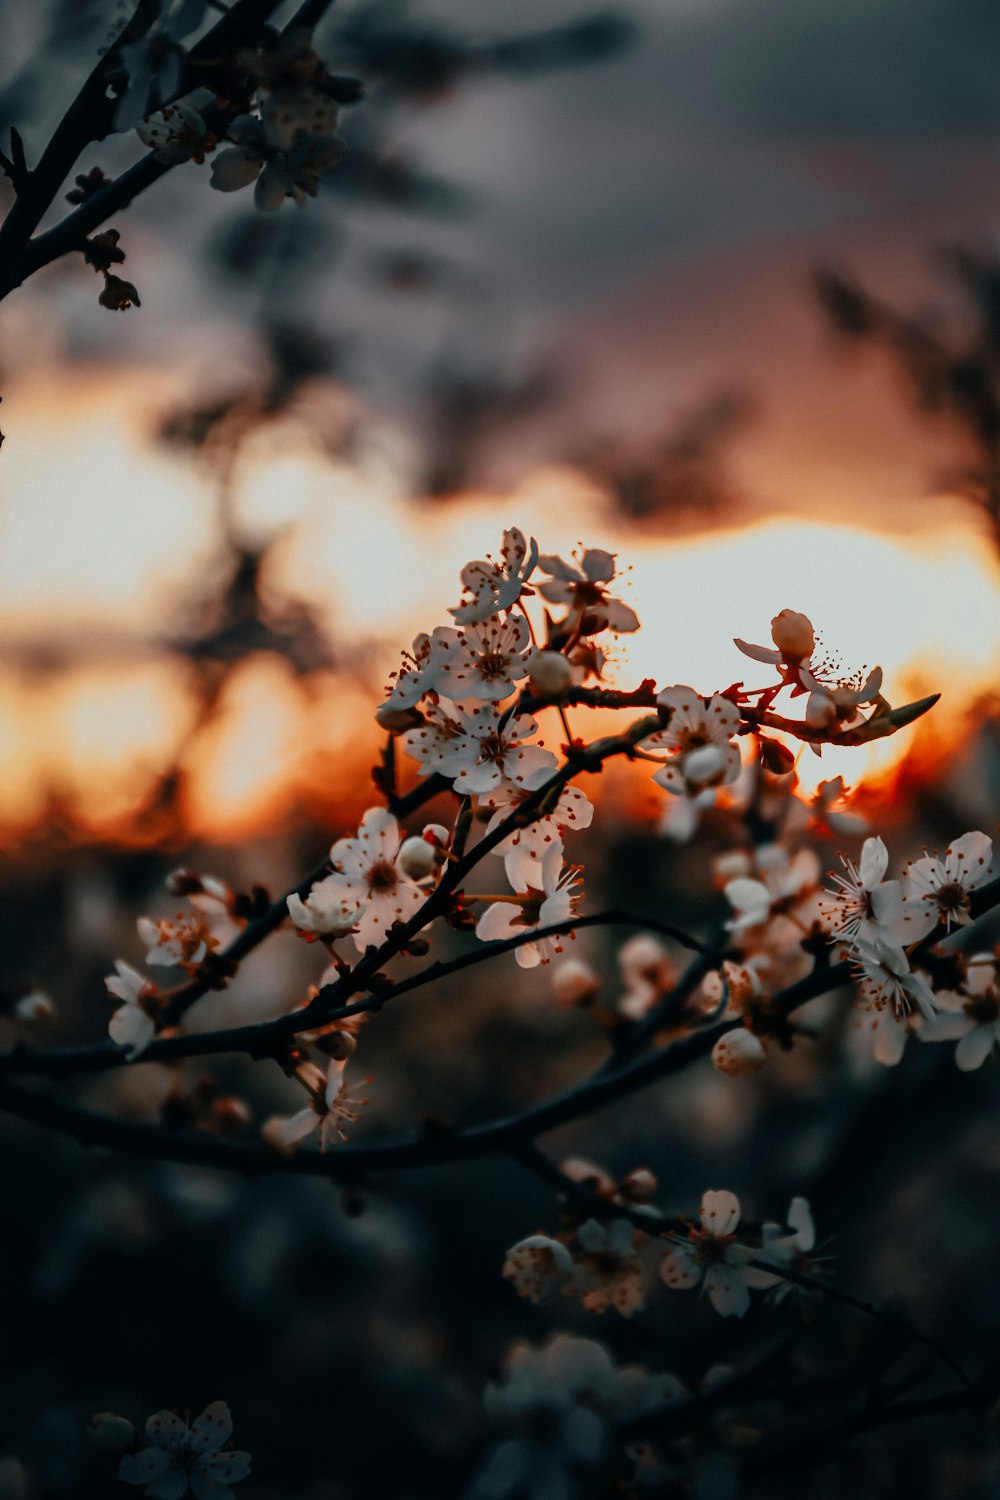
left=712, top=1027, right=766, bottom=1077
left=620, top=1167, right=658, bottom=1202
left=14, top=990, right=55, bottom=1025
left=375, top=702, right=423, bottom=733
left=618, top=934, right=674, bottom=987
left=551, top=958, right=601, bottom=1007
left=87, top=1413, right=136, bottom=1452
left=398, top=835, right=438, bottom=880
left=683, top=744, right=727, bottom=789
left=770, top=609, right=815, bottom=661
left=421, top=823, right=450, bottom=848
left=526, top=649, right=574, bottom=696
left=758, top=737, right=796, bottom=775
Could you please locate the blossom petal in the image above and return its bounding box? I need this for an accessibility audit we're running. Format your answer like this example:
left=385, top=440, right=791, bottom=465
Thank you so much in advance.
left=700, top=1190, right=740, bottom=1236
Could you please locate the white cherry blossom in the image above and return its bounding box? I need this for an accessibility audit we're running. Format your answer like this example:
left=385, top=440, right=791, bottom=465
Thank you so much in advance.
left=641, top=687, right=742, bottom=796
left=323, top=807, right=426, bottom=948
left=851, top=934, right=936, bottom=1066
left=286, top=878, right=363, bottom=939
left=450, top=528, right=538, bottom=624
left=105, top=961, right=159, bottom=1058
left=278, top=1059, right=367, bottom=1151
left=476, top=847, right=580, bottom=967
left=381, top=626, right=461, bottom=716
left=919, top=956, right=1000, bottom=1070
left=118, top=1400, right=250, bottom=1500
left=407, top=704, right=557, bottom=795
left=821, top=836, right=903, bottom=946
left=429, top=613, right=532, bottom=702
left=536, top=548, right=639, bottom=634
left=900, top=831, right=993, bottom=939
left=660, top=1190, right=776, bottom=1317
left=480, top=780, right=593, bottom=886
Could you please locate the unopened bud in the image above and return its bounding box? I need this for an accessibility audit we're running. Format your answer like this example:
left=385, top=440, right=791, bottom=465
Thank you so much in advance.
left=552, top=958, right=601, bottom=1007
left=210, top=1096, right=251, bottom=1135
left=770, top=609, right=815, bottom=661
left=620, top=1167, right=658, bottom=1202
left=14, top=991, right=55, bottom=1025
left=375, top=702, right=424, bottom=733
left=421, top=823, right=450, bottom=848
left=527, top=649, right=574, bottom=696
left=712, top=1027, right=766, bottom=1077
left=759, top=737, right=796, bottom=775
left=683, top=744, right=727, bottom=789
left=398, top=835, right=438, bottom=880
left=87, top=1413, right=136, bottom=1452
left=560, top=1156, right=615, bottom=1192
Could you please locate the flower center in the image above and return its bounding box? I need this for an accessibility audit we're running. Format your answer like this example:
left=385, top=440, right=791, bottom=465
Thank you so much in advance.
left=366, top=859, right=399, bottom=893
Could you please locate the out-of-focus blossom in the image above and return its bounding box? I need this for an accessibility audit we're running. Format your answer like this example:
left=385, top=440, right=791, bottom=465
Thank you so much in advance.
left=617, top=933, right=678, bottom=1020
left=117, top=1400, right=250, bottom=1498
left=503, top=1234, right=573, bottom=1303
left=137, top=93, right=214, bottom=163
left=566, top=1217, right=646, bottom=1316
left=113, top=0, right=208, bottom=132
left=536, top=548, right=639, bottom=634
left=712, top=1026, right=766, bottom=1076
left=551, top=957, right=601, bottom=1007
left=13, top=990, right=55, bottom=1025
left=210, top=113, right=342, bottom=211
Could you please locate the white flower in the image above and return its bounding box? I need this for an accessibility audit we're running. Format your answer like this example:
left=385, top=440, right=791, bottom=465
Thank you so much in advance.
left=118, top=1400, right=250, bottom=1500
left=450, top=529, right=538, bottom=623
left=756, top=1197, right=824, bottom=1306
left=851, top=935, right=937, bottom=1066
left=480, top=780, right=593, bottom=887
left=476, top=847, right=580, bottom=967
left=536, top=548, right=639, bottom=634
left=286, top=878, right=363, bottom=938
left=919, top=956, right=1000, bottom=1070
left=800, top=662, right=883, bottom=729
left=381, top=627, right=460, bottom=716
left=137, top=94, right=213, bottom=163
left=566, top=1218, right=646, bottom=1316
left=105, top=961, right=159, bottom=1058
left=14, top=990, right=55, bottom=1025
left=277, top=1059, right=368, bottom=1151
left=901, top=831, right=993, bottom=939
left=660, top=1190, right=775, bottom=1317
left=723, top=845, right=820, bottom=935
left=407, top=704, right=557, bottom=795
left=616, top=933, right=678, bottom=1020
left=641, top=687, right=742, bottom=796
left=113, top=1, right=207, bottom=132
left=821, top=836, right=903, bottom=947
left=429, top=613, right=532, bottom=702
left=137, top=913, right=210, bottom=969
left=323, top=807, right=426, bottom=949
left=503, top=1234, right=574, bottom=1303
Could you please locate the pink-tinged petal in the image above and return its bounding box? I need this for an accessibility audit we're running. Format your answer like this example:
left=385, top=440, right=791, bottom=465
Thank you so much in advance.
left=604, top=599, right=640, bottom=633
left=476, top=903, right=522, bottom=943
left=859, top=836, right=889, bottom=891
left=701, top=1190, right=741, bottom=1236
left=704, top=1265, right=750, bottom=1318
left=733, top=639, right=782, bottom=665
left=660, top=1244, right=702, bottom=1289
left=119, top=1449, right=171, bottom=1485
left=872, top=1013, right=907, bottom=1067
left=955, top=1025, right=996, bottom=1071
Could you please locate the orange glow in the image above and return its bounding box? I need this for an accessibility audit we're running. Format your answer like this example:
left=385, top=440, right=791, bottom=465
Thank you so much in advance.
left=2, top=364, right=999, bottom=849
